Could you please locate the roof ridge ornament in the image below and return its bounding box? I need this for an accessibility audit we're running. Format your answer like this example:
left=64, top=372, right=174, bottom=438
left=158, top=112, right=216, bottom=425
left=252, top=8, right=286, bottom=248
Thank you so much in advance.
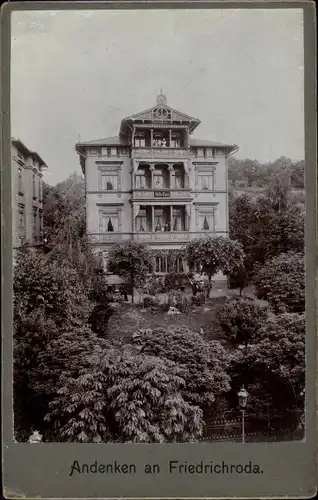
left=156, top=89, right=167, bottom=105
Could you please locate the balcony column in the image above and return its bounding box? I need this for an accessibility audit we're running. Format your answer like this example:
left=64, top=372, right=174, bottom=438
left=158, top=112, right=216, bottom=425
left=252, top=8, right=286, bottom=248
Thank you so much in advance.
left=132, top=204, right=140, bottom=233
left=151, top=205, right=155, bottom=232
left=170, top=206, right=173, bottom=231
left=185, top=128, right=189, bottom=148
left=169, top=128, right=172, bottom=147
left=150, top=129, right=153, bottom=146
left=150, top=165, right=155, bottom=188
left=185, top=204, right=191, bottom=231
left=168, top=164, right=174, bottom=189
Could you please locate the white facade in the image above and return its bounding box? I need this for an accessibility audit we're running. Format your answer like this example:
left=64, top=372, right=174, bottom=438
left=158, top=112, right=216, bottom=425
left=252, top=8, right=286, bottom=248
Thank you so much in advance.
left=76, top=93, right=238, bottom=280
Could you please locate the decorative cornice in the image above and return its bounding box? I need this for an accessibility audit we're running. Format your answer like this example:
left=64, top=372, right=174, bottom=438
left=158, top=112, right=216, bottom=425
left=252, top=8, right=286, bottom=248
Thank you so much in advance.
left=193, top=161, right=218, bottom=166
left=96, top=203, right=124, bottom=207
left=96, top=160, right=123, bottom=165
left=87, top=191, right=131, bottom=195
left=193, top=201, right=219, bottom=206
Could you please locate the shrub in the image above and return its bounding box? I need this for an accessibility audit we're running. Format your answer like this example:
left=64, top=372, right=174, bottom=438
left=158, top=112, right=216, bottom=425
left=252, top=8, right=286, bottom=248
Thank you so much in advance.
left=164, top=272, right=186, bottom=291
left=191, top=295, right=204, bottom=307
left=167, top=291, right=191, bottom=313
left=253, top=252, right=305, bottom=312
left=143, top=295, right=157, bottom=308
left=139, top=326, right=231, bottom=406
left=227, top=264, right=249, bottom=294
left=229, top=312, right=305, bottom=414
left=216, top=297, right=271, bottom=345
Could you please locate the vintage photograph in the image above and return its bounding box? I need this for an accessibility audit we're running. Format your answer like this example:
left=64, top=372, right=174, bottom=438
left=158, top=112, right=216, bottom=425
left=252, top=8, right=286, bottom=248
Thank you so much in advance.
left=11, top=8, right=305, bottom=445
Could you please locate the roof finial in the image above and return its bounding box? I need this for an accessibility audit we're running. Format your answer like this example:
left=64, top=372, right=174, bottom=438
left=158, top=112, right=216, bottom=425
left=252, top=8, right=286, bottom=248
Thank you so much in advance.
left=156, top=89, right=167, bottom=105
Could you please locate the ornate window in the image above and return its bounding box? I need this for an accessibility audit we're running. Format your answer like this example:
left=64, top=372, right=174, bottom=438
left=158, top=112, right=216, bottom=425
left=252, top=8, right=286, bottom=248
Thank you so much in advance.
left=39, top=209, right=43, bottom=241
left=32, top=173, right=36, bottom=198
left=136, top=208, right=149, bottom=232
left=38, top=178, right=42, bottom=201
left=198, top=172, right=214, bottom=190
left=197, top=208, right=216, bottom=232
left=98, top=206, right=123, bottom=233
left=99, top=212, right=119, bottom=232
left=155, top=256, right=168, bottom=273
left=32, top=208, right=38, bottom=242
left=194, top=164, right=216, bottom=191
left=17, top=204, right=25, bottom=240
left=135, top=173, right=146, bottom=189
left=172, top=207, right=186, bottom=231
left=17, top=168, right=23, bottom=194
left=102, top=173, right=117, bottom=191
left=172, top=165, right=184, bottom=188
left=97, top=163, right=122, bottom=191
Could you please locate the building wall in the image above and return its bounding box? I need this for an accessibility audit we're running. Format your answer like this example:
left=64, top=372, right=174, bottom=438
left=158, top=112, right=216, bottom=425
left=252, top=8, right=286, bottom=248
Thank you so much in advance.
left=84, top=146, right=229, bottom=284
left=11, top=142, right=44, bottom=249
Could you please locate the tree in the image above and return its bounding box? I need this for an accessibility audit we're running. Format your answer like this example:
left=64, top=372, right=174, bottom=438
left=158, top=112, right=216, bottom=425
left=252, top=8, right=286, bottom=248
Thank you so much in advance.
left=46, top=349, right=204, bottom=443
left=138, top=326, right=231, bottom=407
left=107, top=353, right=204, bottom=443
left=228, top=263, right=249, bottom=295
left=13, top=247, right=93, bottom=439
left=184, top=236, right=245, bottom=284
left=229, top=313, right=305, bottom=419
left=253, top=252, right=305, bottom=313
left=107, top=242, right=154, bottom=302
left=216, top=298, right=271, bottom=346
left=14, top=248, right=92, bottom=327
left=229, top=188, right=304, bottom=275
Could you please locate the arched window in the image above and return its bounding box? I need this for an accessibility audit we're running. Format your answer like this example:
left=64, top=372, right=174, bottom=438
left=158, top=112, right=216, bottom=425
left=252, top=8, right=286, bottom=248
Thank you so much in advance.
left=18, top=168, right=23, bottom=193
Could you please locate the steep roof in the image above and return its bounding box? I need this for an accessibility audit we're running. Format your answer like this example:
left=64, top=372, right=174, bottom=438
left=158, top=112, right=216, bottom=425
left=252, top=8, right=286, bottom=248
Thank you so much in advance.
left=75, top=136, right=128, bottom=147
left=190, top=138, right=237, bottom=148
left=75, top=135, right=237, bottom=150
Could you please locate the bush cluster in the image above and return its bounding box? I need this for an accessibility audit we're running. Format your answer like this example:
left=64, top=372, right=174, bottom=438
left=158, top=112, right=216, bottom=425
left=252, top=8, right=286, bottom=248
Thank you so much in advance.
left=216, top=298, right=271, bottom=345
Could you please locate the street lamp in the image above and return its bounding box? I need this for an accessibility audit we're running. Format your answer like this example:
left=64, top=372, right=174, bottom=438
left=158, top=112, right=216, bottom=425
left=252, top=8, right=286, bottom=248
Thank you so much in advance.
left=238, top=385, right=249, bottom=443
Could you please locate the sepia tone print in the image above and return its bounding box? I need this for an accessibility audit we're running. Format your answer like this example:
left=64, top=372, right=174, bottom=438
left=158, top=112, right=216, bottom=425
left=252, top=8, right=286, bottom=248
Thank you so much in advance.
left=11, top=8, right=305, bottom=446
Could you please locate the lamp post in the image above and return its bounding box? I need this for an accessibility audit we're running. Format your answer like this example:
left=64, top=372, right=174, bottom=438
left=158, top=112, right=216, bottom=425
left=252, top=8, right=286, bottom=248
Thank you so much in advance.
left=238, top=385, right=249, bottom=443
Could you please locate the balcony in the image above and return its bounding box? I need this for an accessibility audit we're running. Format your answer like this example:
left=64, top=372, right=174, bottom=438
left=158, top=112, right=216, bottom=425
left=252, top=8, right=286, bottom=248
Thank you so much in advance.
left=133, top=231, right=191, bottom=242
left=133, top=189, right=192, bottom=200
left=89, top=230, right=224, bottom=244
left=132, top=147, right=190, bottom=160
left=88, top=233, right=132, bottom=243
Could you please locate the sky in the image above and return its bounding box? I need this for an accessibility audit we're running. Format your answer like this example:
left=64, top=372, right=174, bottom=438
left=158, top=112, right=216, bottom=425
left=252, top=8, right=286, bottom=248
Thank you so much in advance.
left=11, top=8, right=304, bottom=185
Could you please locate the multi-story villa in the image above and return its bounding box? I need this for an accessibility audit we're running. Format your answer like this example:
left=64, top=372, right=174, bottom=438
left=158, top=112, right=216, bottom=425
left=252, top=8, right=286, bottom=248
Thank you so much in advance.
left=11, top=137, right=47, bottom=250
left=75, top=92, right=238, bottom=284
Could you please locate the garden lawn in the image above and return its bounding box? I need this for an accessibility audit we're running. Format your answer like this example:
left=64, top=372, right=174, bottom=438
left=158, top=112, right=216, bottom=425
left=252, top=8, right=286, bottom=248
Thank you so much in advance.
left=106, top=295, right=239, bottom=351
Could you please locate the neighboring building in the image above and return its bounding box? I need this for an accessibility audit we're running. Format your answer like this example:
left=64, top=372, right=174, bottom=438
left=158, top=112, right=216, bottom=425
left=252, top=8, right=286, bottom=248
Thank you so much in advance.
left=75, top=92, right=238, bottom=284
left=11, top=138, right=47, bottom=250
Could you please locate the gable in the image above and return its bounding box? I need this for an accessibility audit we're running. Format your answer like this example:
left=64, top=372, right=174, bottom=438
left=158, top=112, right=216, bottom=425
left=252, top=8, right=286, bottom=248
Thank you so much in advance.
left=123, top=104, right=200, bottom=124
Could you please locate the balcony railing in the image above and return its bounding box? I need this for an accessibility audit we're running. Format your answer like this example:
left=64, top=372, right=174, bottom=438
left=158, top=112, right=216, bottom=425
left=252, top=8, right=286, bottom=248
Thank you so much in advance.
left=133, top=189, right=192, bottom=200
left=88, top=231, right=226, bottom=244
left=132, top=147, right=190, bottom=159
left=133, top=231, right=191, bottom=242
